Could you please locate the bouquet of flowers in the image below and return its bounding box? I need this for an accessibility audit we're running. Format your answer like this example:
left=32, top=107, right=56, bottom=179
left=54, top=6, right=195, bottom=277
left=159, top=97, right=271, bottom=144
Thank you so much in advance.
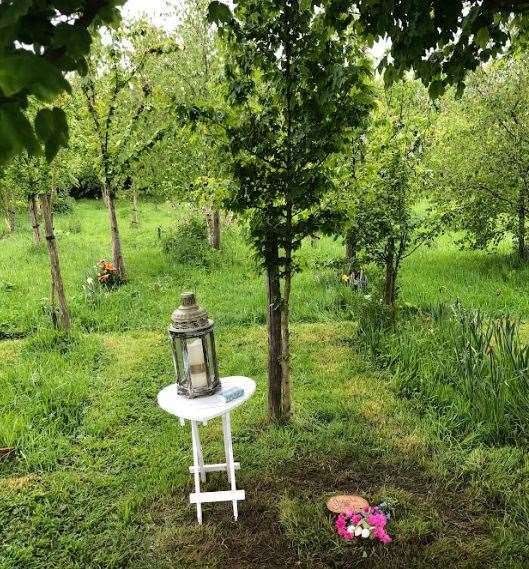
left=335, top=504, right=392, bottom=544
left=96, top=260, right=122, bottom=287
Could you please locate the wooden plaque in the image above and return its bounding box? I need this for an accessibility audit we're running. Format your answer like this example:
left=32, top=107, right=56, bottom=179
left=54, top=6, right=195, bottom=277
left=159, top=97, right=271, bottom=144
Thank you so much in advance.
left=326, top=494, right=369, bottom=514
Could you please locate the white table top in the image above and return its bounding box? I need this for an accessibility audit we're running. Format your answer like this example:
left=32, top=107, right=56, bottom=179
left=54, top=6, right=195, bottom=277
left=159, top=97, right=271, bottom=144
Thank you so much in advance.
left=157, top=376, right=256, bottom=421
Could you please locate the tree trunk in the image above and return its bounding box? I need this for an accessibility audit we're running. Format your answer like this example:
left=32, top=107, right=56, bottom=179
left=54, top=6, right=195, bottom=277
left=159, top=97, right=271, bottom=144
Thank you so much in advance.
left=266, top=245, right=283, bottom=421
left=517, top=189, right=527, bottom=260
left=280, top=263, right=292, bottom=420
left=39, top=194, right=71, bottom=331
left=104, top=185, right=126, bottom=277
left=28, top=194, right=41, bottom=243
left=345, top=232, right=355, bottom=262
left=3, top=192, right=16, bottom=233
left=210, top=209, right=221, bottom=250
left=131, top=189, right=139, bottom=228
left=383, top=238, right=397, bottom=309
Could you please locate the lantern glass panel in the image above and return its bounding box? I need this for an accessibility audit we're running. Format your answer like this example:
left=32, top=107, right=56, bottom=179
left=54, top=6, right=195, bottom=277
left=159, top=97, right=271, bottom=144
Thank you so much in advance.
left=203, top=332, right=218, bottom=382
left=186, top=336, right=208, bottom=389
left=172, top=336, right=184, bottom=383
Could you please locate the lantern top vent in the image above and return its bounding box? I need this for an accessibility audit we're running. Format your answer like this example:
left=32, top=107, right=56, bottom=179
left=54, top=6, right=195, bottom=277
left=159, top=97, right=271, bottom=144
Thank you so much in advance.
left=169, top=292, right=212, bottom=333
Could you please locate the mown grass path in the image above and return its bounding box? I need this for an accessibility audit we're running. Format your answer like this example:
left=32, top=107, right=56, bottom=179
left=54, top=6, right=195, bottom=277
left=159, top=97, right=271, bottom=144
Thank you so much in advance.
left=2, top=323, right=524, bottom=568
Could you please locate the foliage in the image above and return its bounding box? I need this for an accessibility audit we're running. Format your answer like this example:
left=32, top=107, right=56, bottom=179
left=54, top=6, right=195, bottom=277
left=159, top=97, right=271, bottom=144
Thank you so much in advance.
left=0, top=0, right=125, bottom=163
left=427, top=56, right=529, bottom=259
left=356, top=0, right=514, bottom=97
left=161, top=215, right=216, bottom=267
left=347, top=80, right=441, bottom=307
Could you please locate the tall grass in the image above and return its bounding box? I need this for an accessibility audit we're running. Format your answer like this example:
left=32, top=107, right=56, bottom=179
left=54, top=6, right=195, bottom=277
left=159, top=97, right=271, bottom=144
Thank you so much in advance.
left=357, top=301, right=529, bottom=446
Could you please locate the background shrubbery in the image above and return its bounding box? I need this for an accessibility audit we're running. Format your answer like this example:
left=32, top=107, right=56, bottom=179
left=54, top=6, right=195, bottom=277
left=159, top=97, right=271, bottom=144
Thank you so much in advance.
left=161, top=215, right=217, bottom=267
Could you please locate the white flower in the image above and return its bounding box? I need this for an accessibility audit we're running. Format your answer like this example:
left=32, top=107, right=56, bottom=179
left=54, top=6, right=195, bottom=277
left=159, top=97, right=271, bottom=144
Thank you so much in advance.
left=87, top=277, right=94, bottom=285
left=361, top=528, right=371, bottom=538
left=354, top=526, right=363, bottom=537
left=346, top=524, right=355, bottom=534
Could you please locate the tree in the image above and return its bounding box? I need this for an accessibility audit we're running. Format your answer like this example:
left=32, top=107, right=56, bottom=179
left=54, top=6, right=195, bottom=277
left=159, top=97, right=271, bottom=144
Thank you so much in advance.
left=172, top=0, right=229, bottom=249
left=0, top=165, right=21, bottom=234
left=10, top=153, right=72, bottom=329
left=427, top=56, right=529, bottom=260
left=0, top=0, right=125, bottom=163
left=209, top=0, right=373, bottom=421
left=73, top=21, right=177, bottom=277
left=349, top=81, right=438, bottom=311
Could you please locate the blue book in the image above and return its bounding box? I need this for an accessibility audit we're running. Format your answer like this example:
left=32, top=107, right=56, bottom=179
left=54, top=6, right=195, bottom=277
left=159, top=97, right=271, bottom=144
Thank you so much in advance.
left=218, top=387, right=244, bottom=403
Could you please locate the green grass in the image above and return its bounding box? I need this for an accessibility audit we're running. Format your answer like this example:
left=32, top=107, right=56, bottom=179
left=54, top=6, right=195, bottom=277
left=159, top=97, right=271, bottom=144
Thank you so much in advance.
left=401, top=233, right=529, bottom=316
left=2, top=200, right=529, bottom=568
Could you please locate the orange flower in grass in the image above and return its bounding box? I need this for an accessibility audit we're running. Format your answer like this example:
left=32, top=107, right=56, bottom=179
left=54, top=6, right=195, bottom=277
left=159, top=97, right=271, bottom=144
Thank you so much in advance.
left=104, top=262, right=114, bottom=271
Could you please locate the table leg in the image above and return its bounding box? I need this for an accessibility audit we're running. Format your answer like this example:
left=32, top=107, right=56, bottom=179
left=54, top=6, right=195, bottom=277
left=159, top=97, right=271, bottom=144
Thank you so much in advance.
left=190, top=420, right=203, bottom=524
left=193, top=422, right=206, bottom=483
left=222, top=412, right=238, bottom=520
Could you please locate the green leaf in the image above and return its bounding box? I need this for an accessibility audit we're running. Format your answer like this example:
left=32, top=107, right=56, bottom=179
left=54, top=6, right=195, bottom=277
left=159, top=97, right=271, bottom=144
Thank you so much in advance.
left=35, top=107, right=69, bottom=161
left=52, top=24, right=91, bottom=58
left=475, top=27, right=490, bottom=49
left=428, top=79, right=445, bottom=99
left=207, top=1, right=232, bottom=24
left=0, top=0, right=32, bottom=31
left=0, top=103, right=40, bottom=163
left=0, top=53, right=70, bottom=101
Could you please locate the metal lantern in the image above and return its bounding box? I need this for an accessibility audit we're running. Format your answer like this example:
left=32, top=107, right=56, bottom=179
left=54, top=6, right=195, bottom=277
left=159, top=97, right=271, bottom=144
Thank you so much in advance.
left=169, top=292, right=220, bottom=398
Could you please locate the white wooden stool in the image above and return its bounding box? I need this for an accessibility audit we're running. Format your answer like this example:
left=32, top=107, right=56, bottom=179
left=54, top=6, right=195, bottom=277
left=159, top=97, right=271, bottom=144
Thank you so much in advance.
left=157, top=376, right=256, bottom=524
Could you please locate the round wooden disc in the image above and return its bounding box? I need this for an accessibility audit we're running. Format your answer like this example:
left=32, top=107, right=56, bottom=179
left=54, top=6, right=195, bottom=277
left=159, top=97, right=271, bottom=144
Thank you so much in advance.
left=326, top=495, right=369, bottom=514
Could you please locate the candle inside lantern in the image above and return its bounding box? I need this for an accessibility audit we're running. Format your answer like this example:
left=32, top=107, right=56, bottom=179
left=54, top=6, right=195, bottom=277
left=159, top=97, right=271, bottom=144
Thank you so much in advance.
left=187, top=338, right=208, bottom=388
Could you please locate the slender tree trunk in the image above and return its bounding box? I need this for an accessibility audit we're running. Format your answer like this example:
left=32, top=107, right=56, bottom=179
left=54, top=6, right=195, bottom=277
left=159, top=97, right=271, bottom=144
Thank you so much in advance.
left=211, top=209, right=221, bottom=250
left=266, top=242, right=283, bottom=421
left=517, top=189, right=527, bottom=260
left=28, top=194, right=41, bottom=243
left=4, top=209, right=15, bottom=233
left=103, top=184, right=126, bottom=277
left=280, top=263, right=292, bottom=420
left=383, top=238, right=397, bottom=309
left=345, top=232, right=355, bottom=262
left=39, top=194, right=71, bottom=331
left=131, top=189, right=139, bottom=228
left=3, top=192, right=16, bottom=233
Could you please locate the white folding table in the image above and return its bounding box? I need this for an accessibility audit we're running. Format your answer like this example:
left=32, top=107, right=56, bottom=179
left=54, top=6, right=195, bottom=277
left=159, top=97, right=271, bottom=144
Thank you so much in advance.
left=157, top=375, right=256, bottom=524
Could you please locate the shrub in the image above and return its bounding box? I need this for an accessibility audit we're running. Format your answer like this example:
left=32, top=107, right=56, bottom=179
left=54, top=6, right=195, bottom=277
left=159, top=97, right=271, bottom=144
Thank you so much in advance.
left=161, top=216, right=216, bottom=267
left=53, top=192, right=75, bottom=214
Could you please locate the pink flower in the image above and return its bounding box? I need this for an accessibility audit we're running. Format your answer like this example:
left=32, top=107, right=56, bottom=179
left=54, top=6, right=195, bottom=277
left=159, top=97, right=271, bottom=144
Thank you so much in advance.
left=367, top=513, right=387, bottom=528
left=351, top=513, right=361, bottom=524
left=373, top=526, right=392, bottom=544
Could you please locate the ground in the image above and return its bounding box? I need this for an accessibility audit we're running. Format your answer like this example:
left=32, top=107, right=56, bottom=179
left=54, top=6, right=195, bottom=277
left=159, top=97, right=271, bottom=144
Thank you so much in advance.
left=1, top=200, right=529, bottom=568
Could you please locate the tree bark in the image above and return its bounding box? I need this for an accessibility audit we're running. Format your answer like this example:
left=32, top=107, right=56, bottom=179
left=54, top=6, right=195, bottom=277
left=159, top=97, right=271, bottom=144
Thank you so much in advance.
left=211, top=209, right=221, bottom=250
left=104, top=185, right=126, bottom=277
left=39, top=194, right=71, bottom=331
left=383, top=237, right=397, bottom=309
left=280, top=262, right=292, bottom=420
left=4, top=208, right=16, bottom=233
left=131, top=188, right=139, bottom=228
left=3, top=191, right=16, bottom=233
left=28, top=194, right=41, bottom=243
left=345, top=232, right=355, bottom=262
left=517, top=188, right=527, bottom=260
left=266, top=244, right=283, bottom=421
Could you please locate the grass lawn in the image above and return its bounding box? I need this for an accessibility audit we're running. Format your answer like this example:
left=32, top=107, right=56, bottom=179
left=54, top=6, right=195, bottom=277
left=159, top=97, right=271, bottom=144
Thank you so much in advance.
left=1, top=200, right=529, bottom=568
